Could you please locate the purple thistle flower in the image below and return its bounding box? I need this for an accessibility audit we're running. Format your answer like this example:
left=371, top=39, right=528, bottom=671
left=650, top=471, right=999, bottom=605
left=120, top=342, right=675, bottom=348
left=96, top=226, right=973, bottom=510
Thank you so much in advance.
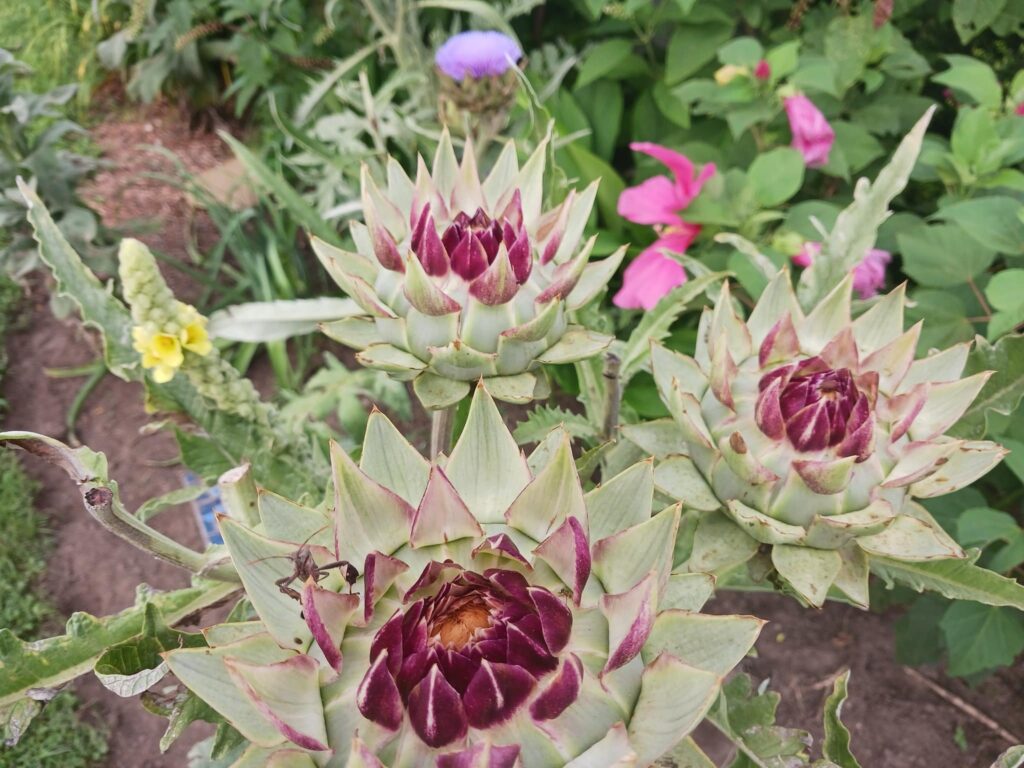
left=435, top=30, right=523, bottom=81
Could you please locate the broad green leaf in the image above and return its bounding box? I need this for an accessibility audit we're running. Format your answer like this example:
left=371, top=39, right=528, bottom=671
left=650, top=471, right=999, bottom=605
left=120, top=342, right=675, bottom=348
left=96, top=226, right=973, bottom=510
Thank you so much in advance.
left=665, top=18, right=735, bottom=85
left=870, top=553, right=1024, bottom=609
left=563, top=143, right=625, bottom=233
left=894, top=595, right=947, bottom=667
left=575, top=39, right=635, bottom=89
left=932, top=54, right=1002, bottom=107
left=957, top=507, right=1021, bottom=549
left=718, top=37, right=763, bottom=67
left=898, top=224, right=996, bottom=287
left=747, top=148, right=805, bottom=207
left=906, top=289, right=975, bottom=350
left=17, top=180, right=138, bottom=380
left=822, top=671, right=862, bottom=768
left=940, top=601, right=1024, bottom=676
left=935, top=197, right=1024, bottom=255
left=950, top=335, right=1024, bottom=439
left=952, top=0, right=1009, bottom=43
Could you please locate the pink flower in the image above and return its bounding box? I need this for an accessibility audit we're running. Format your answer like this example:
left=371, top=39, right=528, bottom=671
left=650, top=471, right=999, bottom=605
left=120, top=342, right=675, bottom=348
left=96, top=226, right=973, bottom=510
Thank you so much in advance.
left=791, top=242, right=892, bottom=299
left=784, top=94, right=835, bottom=168
left=1015, top=103, right=1024, bottom=116
left=754, top=59, right=771, bottom=81
left=613, top=142, right=716, bottom=310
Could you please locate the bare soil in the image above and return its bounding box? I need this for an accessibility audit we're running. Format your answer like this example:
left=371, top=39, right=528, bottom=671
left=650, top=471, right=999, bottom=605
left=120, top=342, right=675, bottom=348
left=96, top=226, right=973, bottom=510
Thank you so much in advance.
left=2, top=102, right=1022, bottom=768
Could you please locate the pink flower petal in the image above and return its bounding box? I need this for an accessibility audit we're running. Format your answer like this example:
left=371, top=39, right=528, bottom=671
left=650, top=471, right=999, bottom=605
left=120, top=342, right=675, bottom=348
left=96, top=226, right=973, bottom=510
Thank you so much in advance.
left=627, top=142, right=716, bottom=207
left=613, top=248, right=687, bottom=311
left=784, top=95, right=835, bottom=168
left=617, top=175, right=683, bottom=226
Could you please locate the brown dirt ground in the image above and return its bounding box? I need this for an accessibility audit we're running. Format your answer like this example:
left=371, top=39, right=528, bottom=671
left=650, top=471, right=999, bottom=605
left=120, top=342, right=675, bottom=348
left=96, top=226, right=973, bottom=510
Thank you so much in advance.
left=2, top=102, right=1023, bottom=768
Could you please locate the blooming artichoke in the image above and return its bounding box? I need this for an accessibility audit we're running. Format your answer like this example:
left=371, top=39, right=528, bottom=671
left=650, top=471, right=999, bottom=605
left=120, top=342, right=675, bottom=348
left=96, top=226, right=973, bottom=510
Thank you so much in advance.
left=314, top=131, right=625, bottom=408
left=626, top=271, right=1007, bottom=608
left=165, top=385, right=762, bottom=765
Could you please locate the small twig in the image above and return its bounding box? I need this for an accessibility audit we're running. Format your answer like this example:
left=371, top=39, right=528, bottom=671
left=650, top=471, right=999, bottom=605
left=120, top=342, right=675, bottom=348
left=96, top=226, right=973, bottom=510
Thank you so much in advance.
left=904, top=667, right=1021, bottom=745
left=967, top=276, right=993, bottom=319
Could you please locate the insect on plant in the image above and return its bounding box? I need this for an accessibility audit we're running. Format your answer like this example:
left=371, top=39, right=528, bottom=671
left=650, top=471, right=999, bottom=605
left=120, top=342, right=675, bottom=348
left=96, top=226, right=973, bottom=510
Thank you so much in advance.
left=249, top=527, right=359, bottom=601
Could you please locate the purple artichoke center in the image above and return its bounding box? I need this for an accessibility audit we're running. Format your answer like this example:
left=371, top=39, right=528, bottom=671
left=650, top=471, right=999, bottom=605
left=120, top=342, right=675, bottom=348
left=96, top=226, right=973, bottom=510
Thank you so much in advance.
left=356, top=564, right=576, bottom=748
left=756, top=357, right=874, bottom=458
left=411, top=200, right=531, bottom=284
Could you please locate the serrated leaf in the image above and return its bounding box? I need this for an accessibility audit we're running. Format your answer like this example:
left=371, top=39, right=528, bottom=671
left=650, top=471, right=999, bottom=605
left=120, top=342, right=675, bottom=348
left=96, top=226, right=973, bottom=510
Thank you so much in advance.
left=799, top=107, right=934, bottom=309
left=870, top=553, right=1024, bottom=609
left=513, top=405, right=599, bottom=445
left=822, top=671, right=861, bottom=768
left=17, top=180, right=139, bottom=380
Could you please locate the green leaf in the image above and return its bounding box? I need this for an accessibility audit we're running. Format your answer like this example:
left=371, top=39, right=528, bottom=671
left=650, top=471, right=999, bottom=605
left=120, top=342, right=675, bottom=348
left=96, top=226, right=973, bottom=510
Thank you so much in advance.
left=940, top=601, right=1024, bottom=676
left=822, top=670, right=861, bottom=768
left=985, top=269, right=1024, bottom=311
left=665, top=17, right=735, bottom=85
left=870, top=553, right=1024, bottom=609
left=991, top=746, right=1024, bottom=768
left=932, top=55, right=1002, bottom=108
left=0, top=580, right=236, bottom=726
left=894, top=595, right=947, bottom=666
left=935, top=197, right=1024, bottom=255
left=219, top=132, right=341, bottom=247
left=718, top=37, right=763, bottom=67
left=747, top=148, right=805, bottom=207
left=575, top=39, right=635, bottom=89
left=906, top=289, right=975, bottom=350
left=513, top=405, right=599, bottom=445
left=208, top=298, right=362, bottom=342
left=952, top=0, right=1009, bottom=43
left=950, top=335, right=1024, bottom=439
left=898, top=223, right=996, bottom=287
left=17, top=180, right=139, bottom=380
left=94, top=603, right=207, bottom=697
left=957, top=507, right=1021, bottom=549
left=563, top=143, right=625, bottom=233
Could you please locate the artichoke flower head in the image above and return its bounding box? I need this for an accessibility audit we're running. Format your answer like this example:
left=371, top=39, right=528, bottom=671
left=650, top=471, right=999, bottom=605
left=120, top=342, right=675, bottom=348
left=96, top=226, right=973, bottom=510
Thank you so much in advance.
left=315, top=131, right=625, bottom=409
left=165, top=386, right=762, bottom=766
left=630, top=271, right=1007, bottom=608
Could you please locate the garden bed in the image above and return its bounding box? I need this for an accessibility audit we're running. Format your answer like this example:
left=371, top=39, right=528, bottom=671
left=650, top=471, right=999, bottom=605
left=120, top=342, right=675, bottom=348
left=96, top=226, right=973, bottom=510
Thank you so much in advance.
left=1, top=103, right=1018, bottom=768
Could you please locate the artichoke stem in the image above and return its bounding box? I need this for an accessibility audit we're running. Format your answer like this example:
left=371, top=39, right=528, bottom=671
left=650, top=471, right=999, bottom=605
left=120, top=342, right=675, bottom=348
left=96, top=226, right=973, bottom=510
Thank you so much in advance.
left=430, top=405, right=456, bottom=460
left=602, top=352, right=622, bottom=441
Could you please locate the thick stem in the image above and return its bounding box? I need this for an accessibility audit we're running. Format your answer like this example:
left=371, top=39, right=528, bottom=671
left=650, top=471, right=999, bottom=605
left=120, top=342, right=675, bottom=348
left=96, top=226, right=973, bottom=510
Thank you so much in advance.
left=602, top=352, right=622, bottom=441
left=218, top=463, right=260, bottom=527
left=430, top=406, right=456, bottom=460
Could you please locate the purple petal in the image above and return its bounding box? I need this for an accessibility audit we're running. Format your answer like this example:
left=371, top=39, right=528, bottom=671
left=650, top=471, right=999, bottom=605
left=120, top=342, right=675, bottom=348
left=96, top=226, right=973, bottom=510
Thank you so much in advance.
left=885, top=383, right=927, bottom=443
left=754, top=376, right=786, bottom=439
left=469, top=247, right=518, bottom=305
left=437, top=743, right=521, bottom=768
left=819, top=327, right=859, bottom=370
left=301, top=581, right=359, bottom=674
left=463, top=660, right=536, bottom=728
left=601, top=575, right=656, bottom=676
left=837, top=407, right=875, bottom=461
left=357, top=650, right=404, bottom=730
left=507, top=229, right=532, bottom=283
left=529, top=653, right=583, bottom=721
left=435, top=31, right=522, bottom=81
left=371, top=225, right=404, bottom=272
left=527, top=587, right=572, bottom=654
left=505, top=622, right=558, bottom=677
left=500, top=188, right=524, bottom=230
left=451, top=232, right=490, bottom=281
left=369, top=610, right=405, bottom=673
left=417, top=214, right=449, bottom=277
left=408, top=666, right=468, bottom=748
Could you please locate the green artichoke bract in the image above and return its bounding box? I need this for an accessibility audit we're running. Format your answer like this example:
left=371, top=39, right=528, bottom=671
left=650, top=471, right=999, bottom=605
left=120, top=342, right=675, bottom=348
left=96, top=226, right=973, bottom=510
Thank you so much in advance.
left=314, top=131, right=625, bottom=409
left=628, top=271, right=1007, bottom=608
left=165, top=386, right=762, bottom=766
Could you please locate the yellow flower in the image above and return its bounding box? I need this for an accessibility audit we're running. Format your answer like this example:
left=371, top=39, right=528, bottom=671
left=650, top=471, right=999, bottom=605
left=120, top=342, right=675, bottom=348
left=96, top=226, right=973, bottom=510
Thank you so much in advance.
left=176, top=303, right=213, bottom=356
left=180, top=320, right=212, bottom=356
left=132, top=326, right=184, bottom=383
left=714, top=64, right=749, bottom=85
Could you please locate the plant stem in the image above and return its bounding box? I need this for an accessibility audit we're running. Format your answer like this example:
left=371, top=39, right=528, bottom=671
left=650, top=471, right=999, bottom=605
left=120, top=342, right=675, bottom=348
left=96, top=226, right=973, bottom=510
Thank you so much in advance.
left=430, top=406, right=455, bottom=460
left=602, top=352, right=622, bottom=441
left=218, top=463, right=260, bottom=527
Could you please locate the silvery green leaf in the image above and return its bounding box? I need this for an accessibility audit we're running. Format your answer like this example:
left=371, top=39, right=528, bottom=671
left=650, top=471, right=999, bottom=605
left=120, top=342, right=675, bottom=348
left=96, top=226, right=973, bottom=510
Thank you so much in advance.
left=209, top=298, right=362, bottom=342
